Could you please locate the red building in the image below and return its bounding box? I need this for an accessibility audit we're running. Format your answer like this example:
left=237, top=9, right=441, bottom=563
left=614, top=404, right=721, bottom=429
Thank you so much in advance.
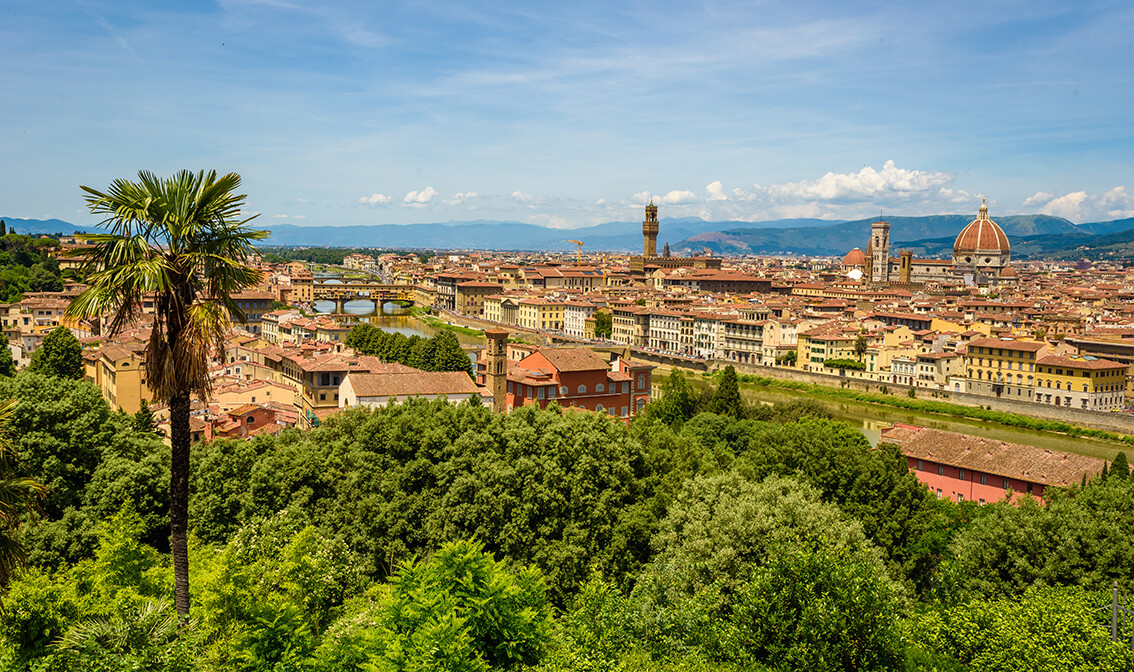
left=477, top=346, right=654, bottom=422
left=880, top=424, right=1104, bottom=505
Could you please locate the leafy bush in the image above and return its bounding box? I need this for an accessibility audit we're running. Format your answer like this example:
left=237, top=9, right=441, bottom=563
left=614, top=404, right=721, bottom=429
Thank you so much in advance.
left=908, top=585, right=1134, bottom=672
left=823, top=358, right=865, bottom=371
left=728, top=542, right=903, bottom=671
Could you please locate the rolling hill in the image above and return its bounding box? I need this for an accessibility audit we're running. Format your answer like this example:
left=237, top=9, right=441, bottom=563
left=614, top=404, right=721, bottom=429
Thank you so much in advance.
left=672, top=215, right=1083, bottom=257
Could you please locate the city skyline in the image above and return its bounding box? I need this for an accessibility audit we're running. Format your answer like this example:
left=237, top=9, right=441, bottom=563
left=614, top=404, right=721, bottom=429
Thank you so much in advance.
left=3, top=0, right=1133, bottom=229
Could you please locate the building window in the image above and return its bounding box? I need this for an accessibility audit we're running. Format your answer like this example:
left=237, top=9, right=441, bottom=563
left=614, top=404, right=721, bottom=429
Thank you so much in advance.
left=538, top=387, right=545, bottom=399
left=937, top=464, right=943, bottom=476
left=560, top=386, right=568, bottom=396
left=1026, top=483, right=1034, bottom=495
left=1003, top=477, right=1010, bottom=489
left=957, top=493, right=964, bottom=503
left=596, top=404, right=604, bottom=413
left=578, top=385, right=587, bottom=394
left=638, top=374, right=646, bottom=389
left=958, top=469, right=965, bottom=480
left=596, top=383, right=604, bottom=393
left=917, top=460, right=924, bottom=471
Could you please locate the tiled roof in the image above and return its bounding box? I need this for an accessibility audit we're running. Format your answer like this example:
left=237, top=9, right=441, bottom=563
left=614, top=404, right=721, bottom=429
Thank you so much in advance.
left=880, top=424, right=1103, bottom=487
left=536, top=348, right=609, bottom=372
left=1036, top=354, right=1126, bottom=370
left=348, top=371, right=478, bottom=397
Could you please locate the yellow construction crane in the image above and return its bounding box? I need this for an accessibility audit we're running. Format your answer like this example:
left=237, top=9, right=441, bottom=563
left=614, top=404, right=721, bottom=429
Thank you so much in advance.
left=568, top=239, right=584, bottom=264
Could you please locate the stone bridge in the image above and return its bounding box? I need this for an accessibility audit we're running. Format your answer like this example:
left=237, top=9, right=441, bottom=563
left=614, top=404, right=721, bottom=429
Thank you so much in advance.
left=312, top=278, right=416, bottom=311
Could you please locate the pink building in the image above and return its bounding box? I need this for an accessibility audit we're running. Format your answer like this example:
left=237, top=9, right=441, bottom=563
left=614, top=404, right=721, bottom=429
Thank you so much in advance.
left=477, top=346, right=653, bottom=422
left=880, top=424, right=1105, bottom=505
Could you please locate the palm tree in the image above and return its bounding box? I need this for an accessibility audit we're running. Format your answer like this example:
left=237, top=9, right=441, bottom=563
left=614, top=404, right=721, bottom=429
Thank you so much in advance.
left=65, top=170, right=267, bottom=619
left=0, top=398, right=47, bottom=596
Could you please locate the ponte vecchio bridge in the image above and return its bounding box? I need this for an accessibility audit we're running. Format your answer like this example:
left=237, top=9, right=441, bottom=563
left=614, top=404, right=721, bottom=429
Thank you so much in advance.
left=312, top=277, right=417, bottom=311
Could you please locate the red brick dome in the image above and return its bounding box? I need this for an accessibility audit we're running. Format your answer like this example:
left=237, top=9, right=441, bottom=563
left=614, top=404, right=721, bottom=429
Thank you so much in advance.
left=954, top=200, right=1010, bottom=256
left=1000, top=266, right=1018, bottom=278
left=843, top=248, right=867, bottom=266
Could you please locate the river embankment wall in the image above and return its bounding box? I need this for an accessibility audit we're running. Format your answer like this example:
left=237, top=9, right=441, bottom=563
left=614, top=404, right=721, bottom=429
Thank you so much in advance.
left=623, top=350, right=1134, bottom=435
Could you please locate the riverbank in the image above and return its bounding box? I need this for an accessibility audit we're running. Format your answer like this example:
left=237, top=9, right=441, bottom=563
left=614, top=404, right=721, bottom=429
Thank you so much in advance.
left=711, top=370, right=1134, bottom=445
left=652, top=369, right=1130, bottom=461
left=413, top=311, right=484, bottom=337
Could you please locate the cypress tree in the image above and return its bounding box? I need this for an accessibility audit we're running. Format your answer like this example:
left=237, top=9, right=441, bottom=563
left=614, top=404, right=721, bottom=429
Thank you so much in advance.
left=1110, top=452, right=1130, bottom=480
left=708, top=365, right=744, bottom=418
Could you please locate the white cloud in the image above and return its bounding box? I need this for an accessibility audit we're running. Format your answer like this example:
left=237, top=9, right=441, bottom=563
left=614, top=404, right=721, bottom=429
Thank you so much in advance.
left=295, top=198, right=309, bottom=204
left=717, top=161, right=973, bottom=220
left=359, top=193, right=392, bottom=206
left=292, top=215, right=307, bottom=220
left=746, top=160, right=960, bottom=204
left=1022, top=187, right=1134, bottom=222
left=705, top=181, right=727, bottom=201
left=403, top=187, right=438, bottom=206
left=1022, top=192, right=1055, bottom=208
left=273, top=214, right=289, bottom=218
left=511, top=191, right=545, bottom=206
left=660, top=190, right=698, bottom=205
left=443, top=191, right=478, bottom=205
left=631, top=191, right=653, bottom=205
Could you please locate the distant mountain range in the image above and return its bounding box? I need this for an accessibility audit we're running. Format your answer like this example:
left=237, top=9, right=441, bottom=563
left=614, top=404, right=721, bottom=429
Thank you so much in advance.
left=671, top=214, right=1099, bottom=257
left=0, top=215, right=835, bottom=251
left=4, top=213, right=1134, bottom=259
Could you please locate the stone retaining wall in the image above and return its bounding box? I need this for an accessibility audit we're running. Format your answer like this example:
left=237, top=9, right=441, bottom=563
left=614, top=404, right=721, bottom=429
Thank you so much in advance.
left=721, top=360, right=1134, bottom=435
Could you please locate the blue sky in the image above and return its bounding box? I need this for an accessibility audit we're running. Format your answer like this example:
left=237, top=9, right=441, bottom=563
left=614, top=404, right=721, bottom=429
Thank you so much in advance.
left=2, top=0, right=1132, bottom=229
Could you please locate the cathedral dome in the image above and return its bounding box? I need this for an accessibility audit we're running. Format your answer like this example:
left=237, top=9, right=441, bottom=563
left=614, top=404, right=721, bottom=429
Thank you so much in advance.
left=1000, top=266, right=1018, bottom=278
left=954, top=200, right=1010, bottom=256
left=843, top=248, right=866, bottom=266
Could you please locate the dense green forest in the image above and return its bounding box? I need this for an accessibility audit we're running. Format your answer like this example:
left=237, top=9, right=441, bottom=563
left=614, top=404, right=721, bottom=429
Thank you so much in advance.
left=0, top=226, right=66, bottom=302
left=2, top=369, right=1133, bottom=671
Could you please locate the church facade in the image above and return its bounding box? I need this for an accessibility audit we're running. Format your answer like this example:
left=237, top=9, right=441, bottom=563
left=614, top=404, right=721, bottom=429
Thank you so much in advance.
left=843, top=200, right=1018, bottom=286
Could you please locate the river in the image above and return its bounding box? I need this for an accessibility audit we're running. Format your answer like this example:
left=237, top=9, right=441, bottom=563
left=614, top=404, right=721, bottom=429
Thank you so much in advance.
left=313, top=300, right=485, bottom=363
left=660, top=372, right=1128, bottom=462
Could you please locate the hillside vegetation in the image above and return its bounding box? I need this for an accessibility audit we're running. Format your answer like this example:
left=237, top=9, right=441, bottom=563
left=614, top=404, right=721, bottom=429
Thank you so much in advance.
left=2, top=370, right=1133, bottom=670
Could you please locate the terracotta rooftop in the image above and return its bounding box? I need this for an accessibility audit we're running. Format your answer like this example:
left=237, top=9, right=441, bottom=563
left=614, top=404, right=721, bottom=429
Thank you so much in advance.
left=347, top=371, right=478, bottom=397
left=880, top=424, right=1104, bottom=487
left=534, top=347, right=610, bottom=372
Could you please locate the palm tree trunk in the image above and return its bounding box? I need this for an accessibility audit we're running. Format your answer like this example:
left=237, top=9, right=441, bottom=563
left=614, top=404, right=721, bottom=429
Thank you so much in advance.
left=169, top=391, right=191, bottom=620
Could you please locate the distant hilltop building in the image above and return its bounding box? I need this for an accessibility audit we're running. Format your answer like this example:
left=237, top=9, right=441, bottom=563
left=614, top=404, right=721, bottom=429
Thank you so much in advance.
left=842, top=199, right=1018, bottom=286
left=629, top=202, right=722, bottom=277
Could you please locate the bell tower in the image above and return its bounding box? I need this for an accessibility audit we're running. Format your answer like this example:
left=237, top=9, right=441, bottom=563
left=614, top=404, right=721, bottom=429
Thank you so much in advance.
left=484, top=328, right=509, bottom=414
left=643, top=201, right=659, bottom=258
left=870, top=220, right=890, bottom=282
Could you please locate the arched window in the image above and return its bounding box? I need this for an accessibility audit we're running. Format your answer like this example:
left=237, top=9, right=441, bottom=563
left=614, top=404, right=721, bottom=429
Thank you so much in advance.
left=560, top=386, right=567, bottom=396
left=1083, top=384, right=1088, bottom=392
left=1055, top=382, right=1061, bottom=390
left=596, top=383, right=604, bottom=393
left=578, top=384, right=587, bottom=394
left=596, top=404, right=604, bottom=413
left=636, top=399, right=646, bottom=411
